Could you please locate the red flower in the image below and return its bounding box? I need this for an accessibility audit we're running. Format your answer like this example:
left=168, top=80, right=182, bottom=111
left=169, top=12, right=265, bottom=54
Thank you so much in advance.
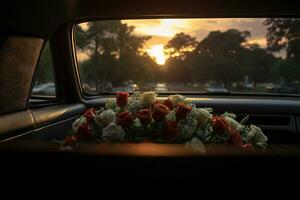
left=163, top=98, right=174, bottom=110
left=212, top=116, right=230, bottom=134
left=136, top=109, right=152, bottom=125
left=242, top=143, right=255, bottom=152
left=152, top=103, right=170, bottom=122
left=116, top=92, right=129, bottom=107
left=83, top=108, right=96, bottom=122
left=165, top=121, right=180, bottom=139
left=75, top=123, right=92, bottom=141
left=228, top=130, right=243, bottom=148
left=117, top=111, right=134, bottom=128
left=63, top=136, right=77, bottom=147
left=176, top=103, right=192, bottom=121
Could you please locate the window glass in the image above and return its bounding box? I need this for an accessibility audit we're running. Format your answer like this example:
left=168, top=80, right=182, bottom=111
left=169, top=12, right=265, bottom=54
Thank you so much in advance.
left=74, top=18, right=300, bottom=95
left=31, top=41, right=56, bottom=97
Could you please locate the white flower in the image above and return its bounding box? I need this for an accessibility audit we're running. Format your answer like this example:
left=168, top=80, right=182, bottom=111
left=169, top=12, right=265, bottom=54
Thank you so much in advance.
left=179, top=118, right=198, bottom=139
left=115, top=107, right=121, bottom=113
left=127, top=99, right=142, bottom=113
left=185, top=137, right=206, bottom=153
left=72, top=116, right=87, bottom=132
left=132, top=91, right=141, bottom=98
left=165, top=110, right=176, bottom=122
left=141, top=91, right=157, bottom=106
left=223, top=112, right=237, bottom=119
left=105, top=99, right=117, bottom=109
left=132, top=118, right=142, bottom=128
left=101, top=122, right=125, bottom=142
left=59, top=145, right=74, bottom=151
left=224, top=116, right=242, bottom=130
left=247, top=125, right=268, bottom=149
left=169, top=94, right=185, bottom=105
left=197, top=108, right=212, bottom=124
left=95, top=109, right=116, bottom=125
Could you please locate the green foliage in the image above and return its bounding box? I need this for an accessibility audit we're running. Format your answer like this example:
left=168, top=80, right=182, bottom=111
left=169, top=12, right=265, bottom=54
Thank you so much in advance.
left=164, top=32, right=198, bottom=59
left=271, top=58, right=300, bottom=81
left=75, top=21, right=160, bottom=90
left=34, top=41, right=55, bottom=84
left=164, top=29, right=258, bottom=86
left=264, top=18, right=300, bottom=60
left=74, top=19, right=300, bottom=90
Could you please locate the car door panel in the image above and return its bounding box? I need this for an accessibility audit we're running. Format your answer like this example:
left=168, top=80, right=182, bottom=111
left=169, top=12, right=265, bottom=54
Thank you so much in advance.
left=0, top=103, right=86, bottom=142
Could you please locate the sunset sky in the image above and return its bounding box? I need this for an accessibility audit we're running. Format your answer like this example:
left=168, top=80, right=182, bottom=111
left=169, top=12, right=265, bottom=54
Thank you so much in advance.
left=123, top=18, right=270, bottom=65
left=77, top=18, right=283, bottom=64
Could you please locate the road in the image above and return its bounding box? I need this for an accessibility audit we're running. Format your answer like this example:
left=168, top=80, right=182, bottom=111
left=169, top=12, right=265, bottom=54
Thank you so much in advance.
left=155, top=83, right=168, bottom=92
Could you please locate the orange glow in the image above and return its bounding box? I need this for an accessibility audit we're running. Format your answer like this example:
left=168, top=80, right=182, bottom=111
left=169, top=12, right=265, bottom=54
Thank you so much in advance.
left=146, top=44, right=168, bottom=65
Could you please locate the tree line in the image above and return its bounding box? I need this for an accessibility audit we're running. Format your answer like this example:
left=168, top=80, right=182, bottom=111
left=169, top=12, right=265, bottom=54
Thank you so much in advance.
left=74, top=18, right=300, bottom=91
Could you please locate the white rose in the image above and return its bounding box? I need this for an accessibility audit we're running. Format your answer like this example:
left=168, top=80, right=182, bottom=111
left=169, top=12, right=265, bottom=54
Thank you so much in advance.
left=95, top=109, right=116, bottom=125
left=169, top=94, right=185, bottom=105
left=165, top=110, right=176, bottom=122
left=224, top=116, right=241, bottom=130
left=185, top=137, right=206, bottom=153
left=141, top=91, right=157, bottom=106
left=132, top=118, right=142, bottom=128
left=247, top=125, right=268, bottom=149
left=101, top=122, right=125, bottom=142
left=72, top=116, right=87, bottom=132
left=197, top=108, right=212, bottom=124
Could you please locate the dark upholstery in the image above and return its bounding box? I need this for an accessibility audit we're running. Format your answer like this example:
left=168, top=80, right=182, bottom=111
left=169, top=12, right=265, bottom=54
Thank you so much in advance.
left=0, top=35, right=43, bottom=114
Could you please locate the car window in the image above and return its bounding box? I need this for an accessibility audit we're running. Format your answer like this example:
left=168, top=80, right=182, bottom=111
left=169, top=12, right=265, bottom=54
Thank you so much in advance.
left=74, top=18, right=300, bottom=96
left=31, top=41, right=57, bottom=98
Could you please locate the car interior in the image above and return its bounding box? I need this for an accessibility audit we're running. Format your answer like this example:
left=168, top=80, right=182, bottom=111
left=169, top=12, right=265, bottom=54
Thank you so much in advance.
left=1, top=0, right=300, bottom=191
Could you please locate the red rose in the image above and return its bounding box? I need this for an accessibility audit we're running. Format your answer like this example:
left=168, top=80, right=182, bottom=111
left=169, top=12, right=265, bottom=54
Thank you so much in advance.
left=116, top=92, right=129, bottom=107
left=228, top=130, right=243, bottom=148
left=152, top=103, right=170, bottom=122
left=242, top=143, right=255, bottom=152
left=117, top=111, right=134, bottom=128
left=165, top=121, right=180, bottom=139
left=212, top=116, right=230, bottom=134
left=136, top=109, right=152, bottom=125
left=63, top=136, right=77, bottom=147
left=83, top=108, right=96, bottom=122
left=163, top=98, right=174, bottom=110
left=176, top=103, right=192, bottom=121
left=75, top=123, right=92, bottom=141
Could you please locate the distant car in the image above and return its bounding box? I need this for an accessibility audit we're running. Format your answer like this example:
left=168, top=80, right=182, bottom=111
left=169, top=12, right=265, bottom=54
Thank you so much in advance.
left=82, top=83, right=95, bottom=93
left=277, top=84, right=299, bottom=94
left=155, top=83, right=168, bottom=92
left=266, top=83, right=282, bottom=92
left=111, top=83, right=139, bottom=93
left=266, top=82, right=299, bottom=94
left=205, top=83, right=229, bottom=93
left=32, top=83, right=56, bottom=96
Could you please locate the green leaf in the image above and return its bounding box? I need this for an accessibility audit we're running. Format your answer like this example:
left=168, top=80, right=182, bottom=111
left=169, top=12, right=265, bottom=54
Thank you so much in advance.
left=240, top=115, right=250, bottom=125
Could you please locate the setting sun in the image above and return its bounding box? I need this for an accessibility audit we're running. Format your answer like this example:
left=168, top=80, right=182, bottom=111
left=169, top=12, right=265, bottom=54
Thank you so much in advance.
left=146, top=44, right=167, bottom=65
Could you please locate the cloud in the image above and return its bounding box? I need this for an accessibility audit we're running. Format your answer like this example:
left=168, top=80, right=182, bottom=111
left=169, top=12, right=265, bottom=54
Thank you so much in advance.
left=123, top=18, right=269, bottom=49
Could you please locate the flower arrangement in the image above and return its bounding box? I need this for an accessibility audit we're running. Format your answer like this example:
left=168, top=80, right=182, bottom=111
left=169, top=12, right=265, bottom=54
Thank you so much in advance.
left=61, top=92, right=268, bottom=153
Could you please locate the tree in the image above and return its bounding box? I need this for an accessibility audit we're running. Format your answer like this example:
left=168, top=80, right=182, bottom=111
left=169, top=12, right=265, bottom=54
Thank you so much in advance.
left=243, top=44, right=276, bottom=86
left=75, top=21, right=152, bottom=91
left=264, top=18, right=300, bottom=60
left=264, top=18, right=300, bottom=83
left=271, top=58, right=300, bottom=82
left=164, top=32, right=198, bottom=60
left=34, top=41, right=55, bottom=84
left=196, top=29, right=251, bottom=87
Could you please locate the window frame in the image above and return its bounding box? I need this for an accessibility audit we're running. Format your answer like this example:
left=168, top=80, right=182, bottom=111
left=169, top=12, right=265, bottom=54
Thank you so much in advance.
left=29, top=39, right=63, bottom=108
left=70, top=18, right=300, bottom=100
